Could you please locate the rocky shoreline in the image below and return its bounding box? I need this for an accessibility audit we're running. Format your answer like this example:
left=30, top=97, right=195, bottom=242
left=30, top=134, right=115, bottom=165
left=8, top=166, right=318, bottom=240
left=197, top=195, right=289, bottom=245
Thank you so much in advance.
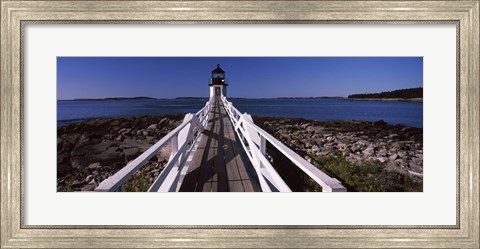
left=57, top=115, right=184, bottom=191
left=57, top=115, right=423, bottom=192
left=253, top=117, right=423, bottom=191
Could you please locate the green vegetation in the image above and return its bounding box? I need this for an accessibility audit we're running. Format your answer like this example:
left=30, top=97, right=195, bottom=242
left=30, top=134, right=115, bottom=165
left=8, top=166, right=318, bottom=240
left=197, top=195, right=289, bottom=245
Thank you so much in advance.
left=124, top=171, right=150, bottom=192
left=309, top=153, right=421, bottom=192
left=348, top=87, right=422, bottom=99
left=60, top=176, right=75, bottom=192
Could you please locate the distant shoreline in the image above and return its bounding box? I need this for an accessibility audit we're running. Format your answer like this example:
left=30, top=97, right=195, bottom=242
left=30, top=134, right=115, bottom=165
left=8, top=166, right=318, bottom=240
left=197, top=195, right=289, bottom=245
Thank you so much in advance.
left=71, top=97, right=156, bottom=101
left=347, top=98, right=423, bottom=103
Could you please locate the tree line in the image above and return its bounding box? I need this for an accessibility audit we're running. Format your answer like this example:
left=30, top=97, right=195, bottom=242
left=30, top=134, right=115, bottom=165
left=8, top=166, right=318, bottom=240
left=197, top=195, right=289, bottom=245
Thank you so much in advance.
left=347, top=87, right=423, bottom=99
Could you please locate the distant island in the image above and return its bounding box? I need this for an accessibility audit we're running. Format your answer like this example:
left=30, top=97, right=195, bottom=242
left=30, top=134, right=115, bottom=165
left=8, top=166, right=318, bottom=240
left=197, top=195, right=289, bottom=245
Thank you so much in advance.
left=347, top=87, right=423, bottom=102
left=72, top=97, right=156, bottom=101
left=175, top=97, right=209, bottom=100
left=276, top=96, right=344, bottom=100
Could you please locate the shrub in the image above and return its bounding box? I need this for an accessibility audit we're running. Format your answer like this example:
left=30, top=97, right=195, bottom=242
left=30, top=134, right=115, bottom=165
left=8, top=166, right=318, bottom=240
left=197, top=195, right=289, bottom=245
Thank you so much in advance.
left=124, top=171, right=150, bottom=192
left=310, top=154, right=408, bottom=192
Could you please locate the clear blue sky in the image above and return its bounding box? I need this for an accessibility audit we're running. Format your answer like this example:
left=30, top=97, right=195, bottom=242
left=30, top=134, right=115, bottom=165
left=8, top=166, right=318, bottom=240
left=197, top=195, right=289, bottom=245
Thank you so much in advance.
left=57, top=57, right=423, bottom=100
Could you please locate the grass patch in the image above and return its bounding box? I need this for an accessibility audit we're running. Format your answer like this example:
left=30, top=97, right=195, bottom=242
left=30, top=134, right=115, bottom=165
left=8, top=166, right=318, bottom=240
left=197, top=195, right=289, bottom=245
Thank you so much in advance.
left=58, top=176, right=75, bottom=192
left=124, top=171, right=150, bottom=192
left=310, top=154, right=420, bottom=192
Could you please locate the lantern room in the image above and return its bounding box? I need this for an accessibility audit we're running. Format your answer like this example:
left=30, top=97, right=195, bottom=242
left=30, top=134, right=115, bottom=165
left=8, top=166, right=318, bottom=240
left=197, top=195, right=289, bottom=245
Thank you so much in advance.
left=209, top=64, right=228, bottom=98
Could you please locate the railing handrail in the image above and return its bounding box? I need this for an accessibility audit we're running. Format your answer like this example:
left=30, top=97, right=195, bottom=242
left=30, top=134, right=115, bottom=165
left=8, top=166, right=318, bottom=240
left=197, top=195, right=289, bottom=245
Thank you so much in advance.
left=95, top=100, right=211, bottom=192
left=221, top=96, right=346, bottom=192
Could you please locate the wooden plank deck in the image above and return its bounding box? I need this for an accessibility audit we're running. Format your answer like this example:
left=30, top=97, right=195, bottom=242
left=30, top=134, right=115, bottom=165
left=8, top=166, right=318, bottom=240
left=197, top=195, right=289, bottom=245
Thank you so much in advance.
left=179, top=97, right=260, bottom=192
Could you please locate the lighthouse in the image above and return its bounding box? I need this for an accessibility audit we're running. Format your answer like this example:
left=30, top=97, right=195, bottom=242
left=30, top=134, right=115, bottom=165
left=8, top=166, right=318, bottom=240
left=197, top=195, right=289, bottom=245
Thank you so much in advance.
left=209, top=64, right=228, bottom=99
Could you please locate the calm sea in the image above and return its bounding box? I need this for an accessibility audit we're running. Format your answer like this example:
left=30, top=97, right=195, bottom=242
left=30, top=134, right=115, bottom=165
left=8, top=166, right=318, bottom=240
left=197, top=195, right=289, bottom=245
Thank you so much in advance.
left=57, top=98, right=423, bottom=128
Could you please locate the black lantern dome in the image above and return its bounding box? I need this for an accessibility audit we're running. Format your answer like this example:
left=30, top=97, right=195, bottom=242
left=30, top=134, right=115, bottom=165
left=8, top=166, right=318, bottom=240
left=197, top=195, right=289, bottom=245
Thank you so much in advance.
left=210, top=64, right=228, bottom=86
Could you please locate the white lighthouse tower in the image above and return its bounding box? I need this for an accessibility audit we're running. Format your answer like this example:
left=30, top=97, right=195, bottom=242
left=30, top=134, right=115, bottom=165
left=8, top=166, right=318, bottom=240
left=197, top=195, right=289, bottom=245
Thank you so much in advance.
left=209, top=64, right=228, bottom=99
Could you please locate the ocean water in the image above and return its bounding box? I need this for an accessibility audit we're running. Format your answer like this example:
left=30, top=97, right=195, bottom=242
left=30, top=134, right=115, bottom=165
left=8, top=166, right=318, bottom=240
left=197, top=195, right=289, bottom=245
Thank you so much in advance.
left=57, top=98, right=423, bottom=128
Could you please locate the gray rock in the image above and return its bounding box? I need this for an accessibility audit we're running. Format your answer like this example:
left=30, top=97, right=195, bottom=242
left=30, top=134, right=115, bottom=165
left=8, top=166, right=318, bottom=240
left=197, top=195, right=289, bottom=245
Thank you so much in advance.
left=306, top=126, right=322, bottom=133
left=88, top=162, right=100, bottom=169
left=397, top=151, right=407, bottom=158
left=363, top=147, right=375, bottom=156
left=377, top=149, right=388, bottom=157
left=373, top=120, right=387, bottom=126
left=158, top=117, right=169, bottom=126
left=81, top=179, right=97, bottom=191
left=147, top=124, right=157, bottom=130
left=85, top=175, right=93, bottom=182
left=124, top=147, right=141, bottom=162
left=314, top=139, right=324, bottom=147
left=71, top=180, right=84, bottom=188
left=121, top=128, right=132, bottom=135
left=350, top=144, right=361, bottom=153
left=317, top=151, right=331, bottom=157
left=389, top=134, right=399, bottom=139
left=337, top=143, right=347, bottom=151
left=389, top=153, right=398, bottom=161
left=72, top=141, right=120, bottom=157
left=414, top=154, right=423, bottom=159
left=357, top=140, right=368, bottom=146
left=61, top=133, right=81, bottom=144
left=122, top=139, right=150, bottom=151
left=377, top=157, right=388, bottom=163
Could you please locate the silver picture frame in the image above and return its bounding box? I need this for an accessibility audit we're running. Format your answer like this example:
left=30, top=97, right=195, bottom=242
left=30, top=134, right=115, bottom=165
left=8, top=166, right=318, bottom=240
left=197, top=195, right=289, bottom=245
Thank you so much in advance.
left=1, top=1, right=478, bottom=248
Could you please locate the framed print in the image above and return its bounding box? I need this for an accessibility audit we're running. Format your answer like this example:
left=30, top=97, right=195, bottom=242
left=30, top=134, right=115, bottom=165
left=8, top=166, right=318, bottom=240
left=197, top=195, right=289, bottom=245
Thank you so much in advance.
left=1, top=0, right=479, bottom=248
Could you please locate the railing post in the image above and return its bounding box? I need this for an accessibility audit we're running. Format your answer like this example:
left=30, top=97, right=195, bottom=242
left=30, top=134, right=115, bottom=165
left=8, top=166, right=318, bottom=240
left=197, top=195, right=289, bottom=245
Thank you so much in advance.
left=170, top=135, right=179, bottom=167
left=260, top=136, right=266, bottom=156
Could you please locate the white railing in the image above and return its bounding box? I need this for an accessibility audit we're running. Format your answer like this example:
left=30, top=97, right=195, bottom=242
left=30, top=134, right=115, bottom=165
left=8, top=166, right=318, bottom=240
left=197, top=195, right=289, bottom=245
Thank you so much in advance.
left=221, top=96, right=347, bottom=192
left=95, top=101, right=211, bottom=192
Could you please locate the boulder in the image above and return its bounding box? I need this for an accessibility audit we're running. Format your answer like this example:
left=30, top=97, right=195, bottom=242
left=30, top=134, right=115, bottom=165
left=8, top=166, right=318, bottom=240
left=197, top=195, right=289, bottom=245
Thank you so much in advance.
left=147, top=124, right=157, bottom=130
left=373, top=120, right=387, bottom=126
left=377, top=149, right=388, bottom=157
left=389, top=133, right=399, bottom=139
left=158, top=117, right=169, bottom=126
left=377, top=157, right=388, bottom=163
left=88, top=162, right=100, bottom=169
left=124, top=147, right=141, bottom=162
left=363, top=147, right=375, bottom=156
left=389, top=153, right=399, bottom=161
left=81, top=179, right=97, bottom=191
left=311, top=145, right=320, bottom=152
left=397, top=151, right=407, bottom=158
